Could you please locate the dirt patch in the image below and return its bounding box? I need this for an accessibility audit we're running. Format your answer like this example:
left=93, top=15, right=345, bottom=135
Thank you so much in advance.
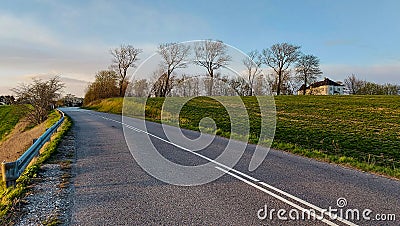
left=0, top=119, right=46, bottom=162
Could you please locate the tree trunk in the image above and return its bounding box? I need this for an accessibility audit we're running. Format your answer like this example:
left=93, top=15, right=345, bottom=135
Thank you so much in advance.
left=303, top=77, right=307, bottom=95
left=249, top=80, right=253, bottom=96
left=119, top=80, right=124, bottom=97
left=161, top=71, right=171, bottom=97
left=277, top=71, right=282, bottom=95
left=119, top=69, right=127, bottom=97
left=208, top=70, right=214, bottom=96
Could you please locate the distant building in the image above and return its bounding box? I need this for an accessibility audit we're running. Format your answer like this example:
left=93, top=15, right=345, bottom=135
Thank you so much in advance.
left=297, top=77, right=345, bottom=95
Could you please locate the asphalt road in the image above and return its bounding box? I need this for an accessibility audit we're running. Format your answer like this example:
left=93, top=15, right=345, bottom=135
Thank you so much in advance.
left=62, top=107, right=399, bottom=225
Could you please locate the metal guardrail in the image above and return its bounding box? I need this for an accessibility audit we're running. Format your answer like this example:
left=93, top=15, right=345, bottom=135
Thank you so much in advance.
left=1, top=109, right=65, bottom=187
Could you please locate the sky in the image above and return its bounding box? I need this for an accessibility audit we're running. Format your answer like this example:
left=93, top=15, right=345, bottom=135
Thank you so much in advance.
left=0, top=0, right=399, bottom=97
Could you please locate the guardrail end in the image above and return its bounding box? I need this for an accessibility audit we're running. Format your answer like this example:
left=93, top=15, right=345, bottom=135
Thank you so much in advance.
left=5, top=180, right=16, bottom=188
left=1, top=161, right=17, bottom=188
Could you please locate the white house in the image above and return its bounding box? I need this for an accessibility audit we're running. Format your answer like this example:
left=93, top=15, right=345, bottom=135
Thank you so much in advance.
left=297, top=78, right=345, bottom=95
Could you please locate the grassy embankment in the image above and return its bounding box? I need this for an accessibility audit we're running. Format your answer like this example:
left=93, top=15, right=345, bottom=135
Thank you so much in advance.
left=0, top=110, right=72, bottom=223
left=85, top=96, right=400, bottom=179
left=0, top=105, right=26, bottom=142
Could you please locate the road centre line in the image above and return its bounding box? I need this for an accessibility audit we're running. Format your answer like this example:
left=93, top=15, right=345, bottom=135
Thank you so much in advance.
left=215, top=166, right=339, bottom=226
left=87, top=111, right=356, bottom=226
left=256, top=181, right=356, bottom=226
left=91, top=113, right=260, bottom=182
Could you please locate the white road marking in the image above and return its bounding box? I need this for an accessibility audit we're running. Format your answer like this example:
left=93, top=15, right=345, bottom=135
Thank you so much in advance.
left=215, top=166, right=339, bottom=226
left=257, top=182, right=356, bottom=226
left=86, top=111, right=357, bottom=226
left=91, top=113, right=261, bottom=182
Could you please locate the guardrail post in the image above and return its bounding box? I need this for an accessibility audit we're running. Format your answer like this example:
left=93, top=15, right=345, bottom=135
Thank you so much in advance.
left=1, top=161, right=17, bottom=188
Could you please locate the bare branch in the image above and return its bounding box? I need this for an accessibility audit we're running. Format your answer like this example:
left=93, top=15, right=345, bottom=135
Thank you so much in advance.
left=242, top=50, right=263, bottom=96
left=294, top=54, right=323, bottom=95
left=157, top=42, right=191, bottom=97
left=12, top=76, right=64, bottom=125
left=262, top=43, right=301, bottom=95
left=194, top=40, right=231, bottom=95
left=110, top=44, right=142, bottom=96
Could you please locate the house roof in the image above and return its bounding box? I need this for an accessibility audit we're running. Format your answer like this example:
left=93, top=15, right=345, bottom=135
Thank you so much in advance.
left=298, top=78, right=344, bottom=91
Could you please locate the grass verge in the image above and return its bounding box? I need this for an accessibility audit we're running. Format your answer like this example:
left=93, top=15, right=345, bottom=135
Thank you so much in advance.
left=0, top=113, right=72, bottom=224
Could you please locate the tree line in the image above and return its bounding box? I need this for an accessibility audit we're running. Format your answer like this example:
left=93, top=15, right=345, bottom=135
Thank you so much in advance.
left=344, top=74, right=399, bottom=95
left=83, top=40, right=399, bottom=104
left=84, top=41, right=325, bottom=103
left=0, top=95, right=15, bottom=105
left=5, top=41, right=397, bottom=126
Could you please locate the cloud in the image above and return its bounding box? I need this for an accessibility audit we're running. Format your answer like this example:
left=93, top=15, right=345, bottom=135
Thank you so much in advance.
left=0, top=13, right=59, bottom=47
left=0, top=74, right=89, bottom=97
left=321, top=63, right=400, bottom=84
left=0, top=33, right=159, bottom=98
left=324, top=39, right=357, bottom=47
left=0, top=1, right=210, bottom=98
left=0, top=86, right=13, bottom=96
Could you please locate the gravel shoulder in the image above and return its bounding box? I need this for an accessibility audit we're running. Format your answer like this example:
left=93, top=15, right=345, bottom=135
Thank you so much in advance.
left=14, top=129, right=76, bottom=226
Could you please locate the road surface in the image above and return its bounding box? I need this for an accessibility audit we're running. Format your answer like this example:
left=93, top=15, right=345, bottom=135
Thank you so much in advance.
left=62, top=108, right=399, bottom=225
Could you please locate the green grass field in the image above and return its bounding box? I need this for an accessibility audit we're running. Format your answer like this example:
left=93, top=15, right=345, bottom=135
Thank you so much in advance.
left=0, top=105, right=25, bottom=142
left=85, top=95, right=400, bottom=178
left=274, top=96, right=399, bottom=166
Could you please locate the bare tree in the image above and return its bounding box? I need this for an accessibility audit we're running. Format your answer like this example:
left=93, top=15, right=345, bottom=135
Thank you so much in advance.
left=294, top=54, right=323, bottom=95
left=262, top=43, right=301, bottom=95
left=151, top=73, right=173, bottom=97
left=194, top=40, right=231, bottom=96
left=0, top=95, right=15, bottom=105
left=344, top=74, right=367, bottom=95
left=173, top=75, right=201, bottom=97
left=229, top=76, right=250, bottom=96
left=265, top=70, right=293, bottom=95
left=149, top=67, right=176, bottom=97
left=191, top=76, right=200, bottom=97
left=382, top=83, right=400, bottom=95
left=111, top=44, right=142, bottom=97
left=285, top=72, right=299, bottom=95
left=253, top=74, right=267, bottom=95
left=204, top=73, right=231, bottom=96
left=357, top=81, right=399, bottom=95
left=242, top=50, right=262, bottom=96
left=12, top=76, right=64, bottom=125
left=180, top=74, right=191, bottom=97
left=157, top=43, right=191, bottom=97
left=132, top=79, right=149, bottom=97
left=63, top=93, right=76, bottom=107
left=172, top=74, right=193, bottom=97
